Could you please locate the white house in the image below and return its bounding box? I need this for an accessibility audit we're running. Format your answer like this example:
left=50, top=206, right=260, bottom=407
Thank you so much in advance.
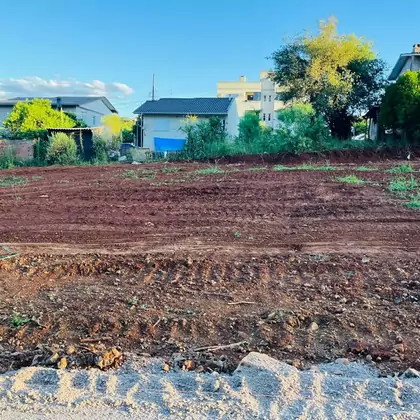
left=133, top=97, right=238, bottom=151
left=389, top=44, right=420, bottom=81
left=217, top=71, right=284, bottom=128
left=0, top=96, right=118, bottom=128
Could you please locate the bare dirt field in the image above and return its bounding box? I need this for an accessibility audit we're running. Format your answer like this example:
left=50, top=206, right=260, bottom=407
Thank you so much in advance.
left=0, top=161, right=419, bottom=376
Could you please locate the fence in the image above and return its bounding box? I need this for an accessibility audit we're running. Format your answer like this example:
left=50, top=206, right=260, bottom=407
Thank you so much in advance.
left=0, top=139, right=34, bottom=160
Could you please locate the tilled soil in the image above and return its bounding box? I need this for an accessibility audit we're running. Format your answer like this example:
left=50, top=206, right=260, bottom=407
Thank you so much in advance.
left=0, top=162, right=419, bottom=374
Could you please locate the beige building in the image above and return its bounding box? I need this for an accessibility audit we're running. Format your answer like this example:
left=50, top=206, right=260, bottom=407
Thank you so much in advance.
left=217, top=71, right=284, bottom=128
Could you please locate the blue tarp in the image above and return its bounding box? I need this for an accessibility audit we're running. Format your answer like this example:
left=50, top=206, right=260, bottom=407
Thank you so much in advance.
left=154, top=137, right=186, bottom=152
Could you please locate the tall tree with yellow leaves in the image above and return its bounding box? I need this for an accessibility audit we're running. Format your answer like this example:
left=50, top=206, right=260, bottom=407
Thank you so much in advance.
left=271, top=17, right=387, bottom=138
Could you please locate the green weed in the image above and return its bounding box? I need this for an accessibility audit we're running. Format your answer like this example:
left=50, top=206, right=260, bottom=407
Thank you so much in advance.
left=195, top=167, right=224, bottom=175
left=9, top=312, right=30, bottom=329
left=356, top=166, right=375, bottom=171
left=31, top=175, right=43, bottom=181
left=387, top=164, right=414, bottom=173
left=315, top=165, right=339, bottom=171
left=234, top=231, right=242, bottom=238
left=162, top=167, right=185, bottom=173
left=273, top=165, right=290, bottom=171
left=404, top=193, right=420, bottom=209
left=389, top=176, right=418, bottom=193
left=0, top=176, right=27, bottom=187
left=337, top=175, right=365, bottom=185
left=248, top=167, right=267, bottom=172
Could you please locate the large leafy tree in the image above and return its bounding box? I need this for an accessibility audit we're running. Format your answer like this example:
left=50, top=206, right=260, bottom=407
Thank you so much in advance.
left=380, top=70, right=420, bottom=143
left=3, top=99, right=76, bottom=134
left=271, top=17, right=387, bottom=138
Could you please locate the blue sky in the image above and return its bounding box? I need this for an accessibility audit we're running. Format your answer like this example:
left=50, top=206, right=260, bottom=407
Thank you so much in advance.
left=1, top=0, right=418, bottom=116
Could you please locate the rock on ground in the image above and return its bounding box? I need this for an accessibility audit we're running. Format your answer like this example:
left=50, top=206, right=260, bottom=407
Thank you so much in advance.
left=0, top=352, right=419, bottom=419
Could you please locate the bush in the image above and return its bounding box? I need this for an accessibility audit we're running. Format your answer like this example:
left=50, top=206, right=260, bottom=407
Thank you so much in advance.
left=46, top=132, right=78, bottom=165
left=238, top=112, right=263, bottom=144
left=0, top=147, right=18, bottom=169
left=92, top=135, right=109, bottom=163
left=181, top=116, right=227, bottom=160
left=33, top=138, right=50, bottom=165
left=276, top=103, right=330, bottom=153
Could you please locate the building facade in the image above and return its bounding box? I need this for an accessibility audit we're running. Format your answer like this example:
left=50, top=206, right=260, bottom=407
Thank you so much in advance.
left=217, top=71, right=284, bottom=128
left=389, top=44, right=420, bottom=81
left=133, top=97, right=238, bottom=151
left=0, top=96, right=118, bottom=128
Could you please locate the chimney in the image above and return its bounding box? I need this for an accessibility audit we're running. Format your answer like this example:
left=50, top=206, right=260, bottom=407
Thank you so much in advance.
left=413, top=44, right=420, bottom=53
left=239, top=76, right=246, bottom=82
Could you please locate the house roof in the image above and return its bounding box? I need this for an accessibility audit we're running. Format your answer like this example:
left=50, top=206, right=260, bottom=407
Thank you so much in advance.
left=389, top=53, right=420, bottom=81
left=133, top=97, right=233, bottom=115
left=0, top=96, right=118, bottom=113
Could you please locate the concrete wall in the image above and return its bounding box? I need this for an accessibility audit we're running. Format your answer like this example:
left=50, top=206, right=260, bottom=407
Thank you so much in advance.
left=0, top=139, right=33, bottom=160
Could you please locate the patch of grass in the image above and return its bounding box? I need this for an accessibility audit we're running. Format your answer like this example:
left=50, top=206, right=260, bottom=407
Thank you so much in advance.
left=0, top=176, right=27, bottom=187
left=31, top=175, right=43, bottom=181
left=9, top=312, right=30, bottom=329
left=234, top=231, right=242, bottom=238
left=121, top=169, right=156, bottom=180
left=248, top=167, right=267, bottom=172
left=162, top=167, right=185, bottom=173
left=387, top=163, right=414, bottom=173
left=295, top=164, right=315, bottom=170
left=356, top=166, right=375, bottom=172
left=315, top=165, right=339, bottom=171
left=273, top=164, right=337, bottom=171
left=404, top=193, right=420, bottom=209
left=389, top=176, right=418, bottom=193
left=195, top=167, right=224, bottom=175
left=273, top=165, right=290, bottom=171
left=337, top=175, right=365, bottom=185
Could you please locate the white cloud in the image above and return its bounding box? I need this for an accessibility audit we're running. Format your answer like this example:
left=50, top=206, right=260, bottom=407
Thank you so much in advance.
left=0, top=76, right=134, bottom=99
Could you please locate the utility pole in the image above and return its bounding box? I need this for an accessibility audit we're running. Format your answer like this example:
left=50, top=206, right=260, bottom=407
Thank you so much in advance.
left=152, top=74, right=155, bottom=101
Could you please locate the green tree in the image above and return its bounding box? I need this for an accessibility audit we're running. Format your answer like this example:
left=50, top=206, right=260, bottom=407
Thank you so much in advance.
left=380, top=70, right=420, bottom=143
left=238, top=112, right=263, bottom=144
left=271, top=17, right=387, bottom=139
left=3, top=99, right=76, bottom=134
left=276, top=103, right=330, bottom=153
left=102, top=115, right=134, bottom=139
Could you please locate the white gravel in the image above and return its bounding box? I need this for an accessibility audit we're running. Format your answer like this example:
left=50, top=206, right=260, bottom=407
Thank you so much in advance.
left=0, top=352, right=419, bottom=419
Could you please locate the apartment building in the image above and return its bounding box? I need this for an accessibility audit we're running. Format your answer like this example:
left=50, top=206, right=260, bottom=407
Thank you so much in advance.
left=217, top=71, right=284, bottom=128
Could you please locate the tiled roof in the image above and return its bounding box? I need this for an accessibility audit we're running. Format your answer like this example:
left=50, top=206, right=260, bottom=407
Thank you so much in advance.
left=133, top=97, right=233, bottom=115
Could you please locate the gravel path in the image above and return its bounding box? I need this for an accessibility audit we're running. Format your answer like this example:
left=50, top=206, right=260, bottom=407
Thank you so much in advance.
left=0, top=353, right=419, bottom=419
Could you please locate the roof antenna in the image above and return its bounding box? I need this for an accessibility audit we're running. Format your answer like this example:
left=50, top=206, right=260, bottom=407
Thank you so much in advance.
left=152, top=73, right=155, bottom=101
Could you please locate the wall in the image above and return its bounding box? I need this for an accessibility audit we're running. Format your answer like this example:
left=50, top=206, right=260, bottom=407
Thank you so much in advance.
left=0, top=139, right=34, bottom=160
left=142, top=114, right=231, bottom=151
left=217, top=73, right=284, bottom=125
left=75, top=99, right=115, bottom=127
left=0, top=106, right=14, bottom=127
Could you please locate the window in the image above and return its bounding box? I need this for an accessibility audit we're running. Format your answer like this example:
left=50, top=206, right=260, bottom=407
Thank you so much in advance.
left=92, top=115, right=96, bottom=126
left=222, top=119, right=226, bottom=130
left=262, top=113, right=266, bottom=121
left=269, top=95, right=272, bottom=102
left=268, top=113, right=271, bottom=121
left=264, top=95, right=267, bottom=102
left=246, top=92, right=261, bottom=101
